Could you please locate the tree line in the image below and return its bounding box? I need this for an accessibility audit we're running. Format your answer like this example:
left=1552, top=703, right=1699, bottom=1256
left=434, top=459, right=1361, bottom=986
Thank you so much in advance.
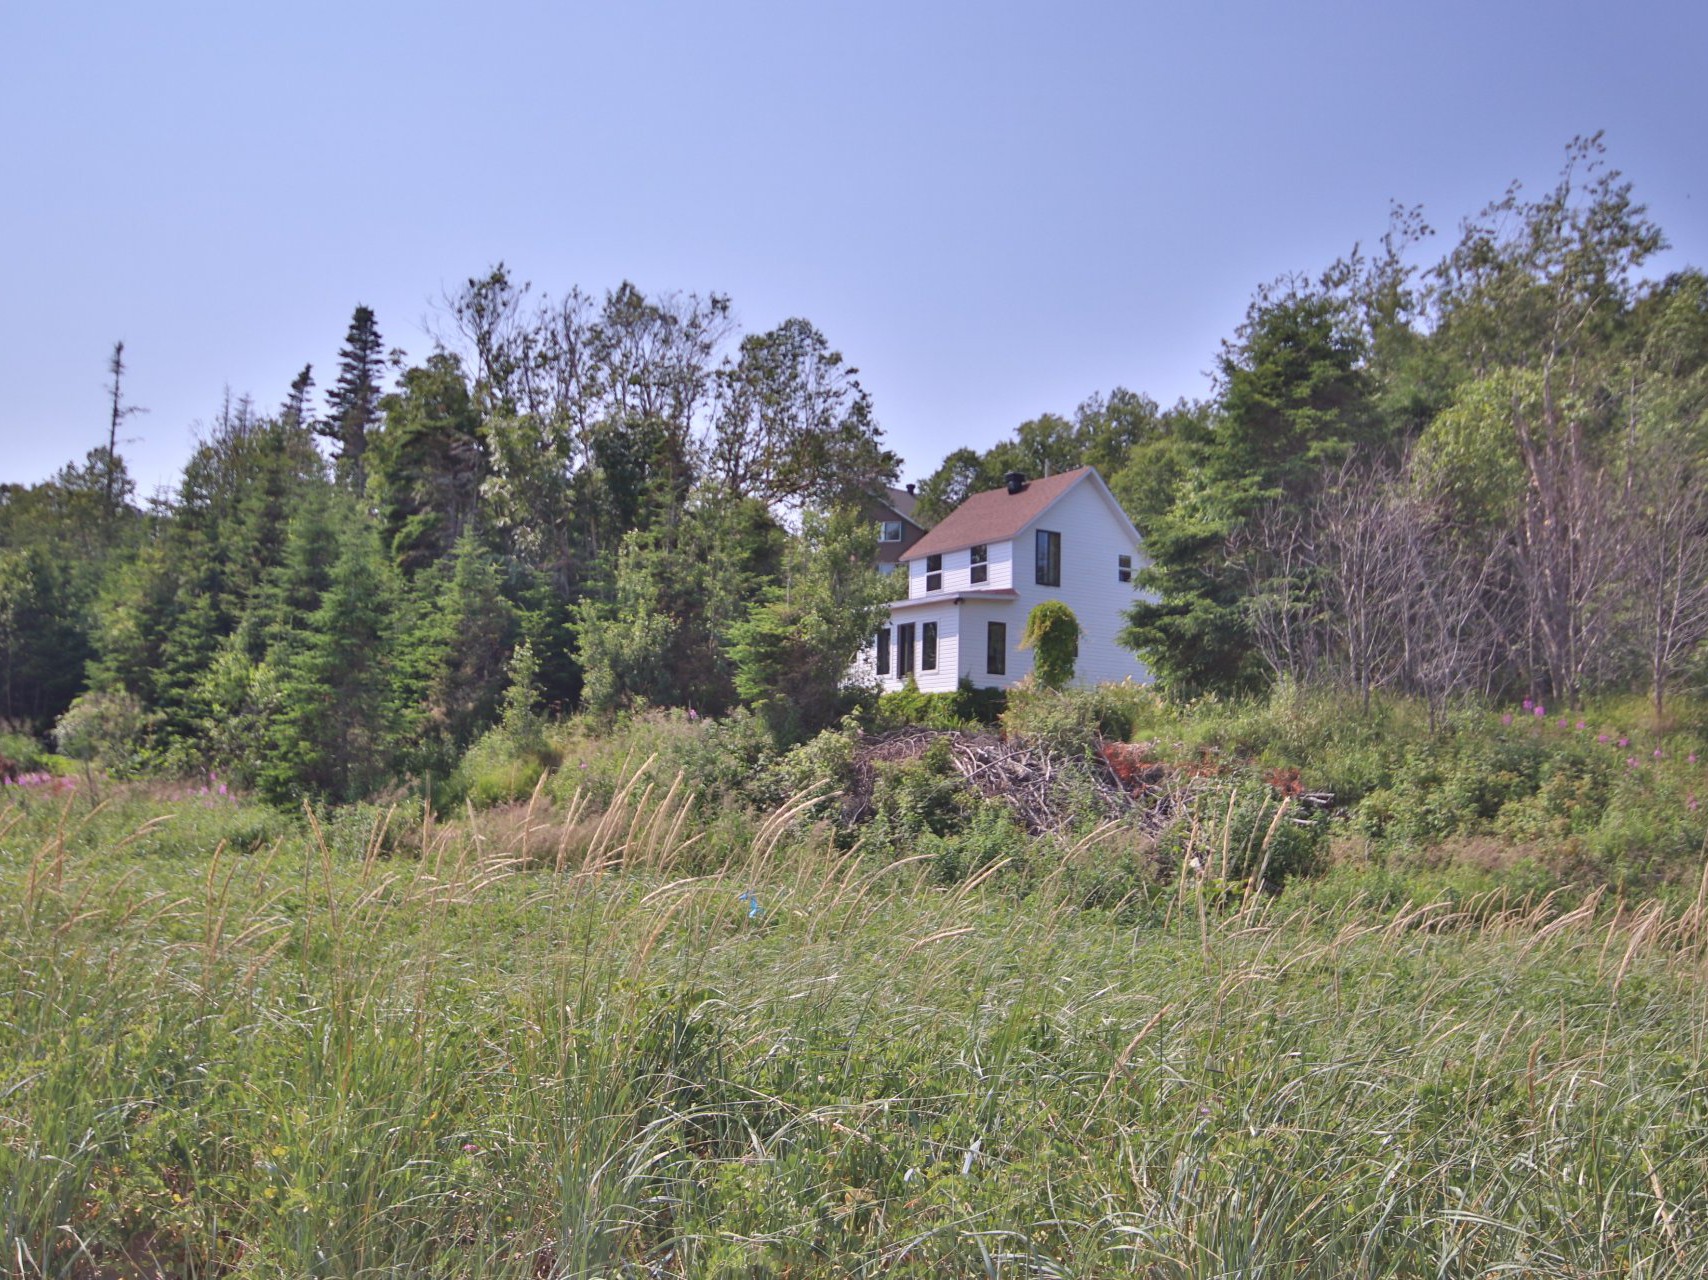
left=2, top=136, right=1704, bottom=805
left=0, top=275, right=897, bottom=800
left=917, top=136, right=1708, bottom=722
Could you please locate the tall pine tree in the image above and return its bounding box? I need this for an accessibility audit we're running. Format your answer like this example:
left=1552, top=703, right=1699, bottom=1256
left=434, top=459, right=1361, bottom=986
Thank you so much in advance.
left=320, top=305, right=386, bottom=492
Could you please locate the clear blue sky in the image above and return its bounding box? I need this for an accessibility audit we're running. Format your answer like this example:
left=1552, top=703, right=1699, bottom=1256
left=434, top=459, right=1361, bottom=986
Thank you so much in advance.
left=4, top=0, right=1704, bottom=498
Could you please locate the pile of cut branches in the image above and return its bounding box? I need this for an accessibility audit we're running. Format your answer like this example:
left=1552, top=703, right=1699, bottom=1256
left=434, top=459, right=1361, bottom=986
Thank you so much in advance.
left=842, top=729, right=1200, bottom=837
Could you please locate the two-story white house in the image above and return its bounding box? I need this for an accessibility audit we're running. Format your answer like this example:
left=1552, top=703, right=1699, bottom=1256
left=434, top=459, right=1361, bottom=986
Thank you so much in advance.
left=857, top=466, right=1154, bottom=692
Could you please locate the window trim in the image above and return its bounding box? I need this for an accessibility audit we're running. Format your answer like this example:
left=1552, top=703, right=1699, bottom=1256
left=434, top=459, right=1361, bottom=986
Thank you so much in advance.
left=1035, top=529, right=1061, bottom=587
left=970, top=543, right=988, bottom=584
left=879, top=520, right=903, bottom=543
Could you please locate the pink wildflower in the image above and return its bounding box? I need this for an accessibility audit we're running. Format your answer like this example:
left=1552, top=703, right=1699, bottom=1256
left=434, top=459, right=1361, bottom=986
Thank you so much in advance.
left=1534, top=706, right=1546, bottom=718
left=1597, top=734, right=1609, bottom=743
left=1523, top=698, right=1534, bottom=711
left=1619, top=737, right=1629, bottom=747
left=1501, top=714, right=1513, bottom=725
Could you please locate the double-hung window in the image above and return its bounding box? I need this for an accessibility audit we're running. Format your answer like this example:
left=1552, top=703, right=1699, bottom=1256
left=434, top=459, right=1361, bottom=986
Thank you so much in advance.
left=1117, top=553, right=1132, bottom=584
left=897, top=623, right=916, bottom=676
left=1035, top=530, right=1061, bottom=587
left=970, top=544, right=988, bottom=584
left=879, top=520, right=903, bottom=542
left=986, top=621, right=1006, bottom=675
left=921, top=622, right=938, bottom=671
left=925, top=554, right=942, bottom=593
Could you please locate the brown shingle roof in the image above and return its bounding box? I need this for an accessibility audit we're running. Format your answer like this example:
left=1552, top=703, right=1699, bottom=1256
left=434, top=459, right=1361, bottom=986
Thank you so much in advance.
left=903, top=467, right=1093, bottom=561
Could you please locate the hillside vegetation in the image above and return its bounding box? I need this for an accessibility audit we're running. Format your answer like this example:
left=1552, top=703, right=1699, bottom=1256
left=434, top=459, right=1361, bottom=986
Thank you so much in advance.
left=6, top=748, right=1708, bottom=1277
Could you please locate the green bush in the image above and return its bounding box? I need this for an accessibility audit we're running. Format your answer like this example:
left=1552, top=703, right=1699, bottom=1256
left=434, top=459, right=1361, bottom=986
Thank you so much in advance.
left=1002, top=681, right=1157, bottom=755
left=873, top=677, right=1006, bottom=730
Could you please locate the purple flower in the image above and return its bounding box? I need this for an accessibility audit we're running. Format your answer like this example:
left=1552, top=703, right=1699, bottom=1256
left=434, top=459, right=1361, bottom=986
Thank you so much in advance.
left=1534, top=705, right=1546, bottom=718
left=1501, top=714, right=1513, bottom=725
left=218, top=783, right=227, bottom=796
left=1655, top=749, right=1664, bottom=760
left=1619, top=737, right=1629, bottom=748
left=1597, top=734, right=1609, bottom=743
left=1576, top=721, right=1586, bottom=730
left=1690, top=793, right=1700, bottom=812
left=1690, top=754, right=1699, bottom=765
left=1557, top=718, right=1567, bottom=728
left=1523, top=698, right=1534, bottom=711
left=1627, top=756, right=1639, bottom=768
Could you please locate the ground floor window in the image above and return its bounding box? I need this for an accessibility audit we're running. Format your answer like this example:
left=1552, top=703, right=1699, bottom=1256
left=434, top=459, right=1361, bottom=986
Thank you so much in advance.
left=922, top=621, right=937, bottom=671
left=987, top=620, right=1006, bottom=675
left=876, top=626, right=891, bottom=675
left=897, top=622, right=916, bottom=676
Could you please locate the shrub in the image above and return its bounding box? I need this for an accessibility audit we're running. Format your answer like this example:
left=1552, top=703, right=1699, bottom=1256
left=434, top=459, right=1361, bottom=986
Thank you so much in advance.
left=873, top=678, right=1006, bottom=730
left=1019, top=601, right=1080, bottom=690
left=1003, top=682, right=1153, bottom=755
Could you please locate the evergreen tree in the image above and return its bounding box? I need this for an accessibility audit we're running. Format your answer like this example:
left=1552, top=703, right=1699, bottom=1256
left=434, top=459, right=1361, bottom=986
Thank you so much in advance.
left=1123, top=286, right=1374, bottom=695
left=368, top=353, right=488, bottom=572
left=320, top=305, right=386, bottom=492
left=263, top=523, right=399, bottom=803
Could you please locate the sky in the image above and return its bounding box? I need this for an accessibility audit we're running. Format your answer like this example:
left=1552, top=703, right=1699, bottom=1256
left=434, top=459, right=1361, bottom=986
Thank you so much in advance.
left=3, top=0, right=1705, bottom=500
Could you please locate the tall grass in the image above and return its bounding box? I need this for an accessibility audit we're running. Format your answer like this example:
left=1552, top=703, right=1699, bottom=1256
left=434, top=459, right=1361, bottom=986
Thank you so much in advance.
left=5, top=771, right=1708, bottom=1276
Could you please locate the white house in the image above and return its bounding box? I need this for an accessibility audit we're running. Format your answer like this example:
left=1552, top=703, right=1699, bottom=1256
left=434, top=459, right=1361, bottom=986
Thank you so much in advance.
left=855, top=466, right=1155, bottom=692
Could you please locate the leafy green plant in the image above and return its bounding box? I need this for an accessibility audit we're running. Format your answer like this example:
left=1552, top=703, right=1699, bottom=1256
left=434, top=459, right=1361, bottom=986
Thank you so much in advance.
left=1019, top=600, right=1080, bottom=690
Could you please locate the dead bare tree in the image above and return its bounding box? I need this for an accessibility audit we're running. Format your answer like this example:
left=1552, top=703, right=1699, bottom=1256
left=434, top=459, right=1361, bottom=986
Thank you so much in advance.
left=1623, top=448, right=1708, bottom=721
left=1314, top=463, right=1412, bottom=710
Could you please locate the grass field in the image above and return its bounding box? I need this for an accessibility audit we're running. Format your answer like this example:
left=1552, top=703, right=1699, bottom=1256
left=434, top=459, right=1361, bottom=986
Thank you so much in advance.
left=5, top=770, right=1708, bottom=1278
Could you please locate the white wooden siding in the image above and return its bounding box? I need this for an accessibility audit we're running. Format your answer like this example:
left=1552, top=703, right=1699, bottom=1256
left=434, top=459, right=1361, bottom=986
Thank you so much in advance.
left=862, top=474, right=1154, bottom=693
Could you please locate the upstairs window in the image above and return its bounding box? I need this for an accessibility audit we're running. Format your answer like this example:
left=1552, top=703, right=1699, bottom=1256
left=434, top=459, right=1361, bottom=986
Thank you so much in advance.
left=970, top=544, right=988, bottom=584
left=922, top=622, right=938, bottom=671
left=880, top=520, right=903, bottom=542
left=1035, top=530, right=1061, bottom=587
left=1117, top=553, right=1132, bottom=584
left=875, top=626, right=891, bottom=676
left=925, top=553, right=942, bottom=593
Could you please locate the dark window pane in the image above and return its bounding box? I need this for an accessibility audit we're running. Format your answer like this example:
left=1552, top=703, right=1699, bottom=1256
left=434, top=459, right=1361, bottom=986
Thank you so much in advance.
left=926, top=553, right=942, bottom=593
left=971, top=544, right=988, bottom=584
left=1117, top=553, right=1132, bottom=584
left=987, top=621, right=1006, bottom=675
left=876, top=627, right=890, bottom=676
left=1035, top=530, right=1060, bottom=586
left=898, top=623, right=915, bottom=676
left=922, top=622, right=937, bottom=671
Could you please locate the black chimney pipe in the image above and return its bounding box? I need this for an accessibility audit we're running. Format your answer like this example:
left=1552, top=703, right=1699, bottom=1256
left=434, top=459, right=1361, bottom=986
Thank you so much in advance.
left=1004, top=471, right=1026, bottom=495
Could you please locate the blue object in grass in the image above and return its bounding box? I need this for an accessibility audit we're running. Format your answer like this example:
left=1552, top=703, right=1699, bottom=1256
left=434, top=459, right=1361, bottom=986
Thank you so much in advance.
left=737, top=890, right=761, bottom=919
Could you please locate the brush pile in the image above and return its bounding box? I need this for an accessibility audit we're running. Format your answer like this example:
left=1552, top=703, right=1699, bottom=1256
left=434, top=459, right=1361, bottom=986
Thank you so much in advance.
left=841, top=729, right=1200, bottom=836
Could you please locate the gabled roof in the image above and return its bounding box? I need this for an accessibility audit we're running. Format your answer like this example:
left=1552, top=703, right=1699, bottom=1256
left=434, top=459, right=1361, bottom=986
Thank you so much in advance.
left=883, top=485, right=920, bottom=523
left=904, top=467, right=1130, bottom=561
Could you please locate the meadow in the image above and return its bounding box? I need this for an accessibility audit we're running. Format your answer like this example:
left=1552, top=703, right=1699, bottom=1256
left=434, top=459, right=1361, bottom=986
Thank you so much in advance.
left=6, top=718, right=1708, bottom=1278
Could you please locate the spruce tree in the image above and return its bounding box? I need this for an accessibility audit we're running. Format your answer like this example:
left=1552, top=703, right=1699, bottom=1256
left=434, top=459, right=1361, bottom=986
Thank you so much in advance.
left=320, top=305, right=386, bottom=493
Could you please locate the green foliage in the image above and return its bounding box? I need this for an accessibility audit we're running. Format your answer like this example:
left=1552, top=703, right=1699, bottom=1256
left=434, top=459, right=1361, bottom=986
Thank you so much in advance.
left=12, top=778, right=1708, bottom=1277
left=729, top=507, right=889, bottom=744
left=1019, top=600, right=1081, bottom=690
left=368, top=353, right=488, bottom=572
left=1002, top=680, right=1159, bottom=755
left=872, top=677, right=1006, bottom=730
